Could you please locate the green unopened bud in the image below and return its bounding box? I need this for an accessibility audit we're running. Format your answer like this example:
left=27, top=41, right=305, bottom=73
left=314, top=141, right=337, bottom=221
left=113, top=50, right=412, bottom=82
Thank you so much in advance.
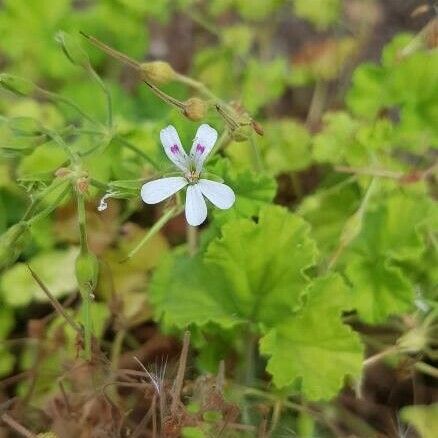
left=0, top=222, right=30, bottom=270
left=55, top=31, right=90, bottom=69
left=37, top=433, right=59, bottom=438
left=0, top=74, right=36, bottom=96
left=183, top=97, right=207, bottom=121
left=140, top=61, right=175, bottom=84
left=75, top=250, right=99, bottom=294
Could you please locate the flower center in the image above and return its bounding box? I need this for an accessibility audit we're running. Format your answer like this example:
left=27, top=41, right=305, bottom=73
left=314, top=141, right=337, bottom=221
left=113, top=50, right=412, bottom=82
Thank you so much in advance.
left=185, top=169, right=200, bottom=183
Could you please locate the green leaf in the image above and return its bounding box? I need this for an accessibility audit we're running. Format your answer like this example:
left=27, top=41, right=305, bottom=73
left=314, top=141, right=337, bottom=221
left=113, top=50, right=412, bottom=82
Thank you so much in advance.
left=17, top=143, right=67, bottom=181
left=0, top=247, right=79, bottom=307
left=0, top=348, right=15, bottom=377
left=346, top=63, right=388, bottom=118
left=151, top=206, right=317, bottom=329
left=259, top=120, right=312, bottom=174
left=346, top=256, right=413, bottom=324
left=0, top=307, right=14, bottom=339
left=260, top=274, right=363, bottom=400
left=242, top=58, right=288, bottom=112
left=150, top=252, right=241, bottom=330
left=313, top=112, right=360, bottom=164
left=292, top=0, right=341, bottom=30
left=298, top=181, right=360, bottom=255
left=401, top=404, right=438, bottom=438
left=352, top=191, right=430, bottom=262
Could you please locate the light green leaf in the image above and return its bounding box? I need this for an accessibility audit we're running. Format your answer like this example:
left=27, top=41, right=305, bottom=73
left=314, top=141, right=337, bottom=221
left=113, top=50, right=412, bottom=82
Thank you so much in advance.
left=151, top=206, right=317, bottom=329
left=0, top=247, right=79, bottom=307
left=259, top=120, right=312, bottom=174
left=260, top=274, right=363, bottom=400
left=292, top=0, right=341, bottom=30
left=0, top=307, right=14, bottom=339
left=298, top=181, right=360, bottom=255
left=0, top=348, right=15, bottom=377
left=352, top=191, right=430, bottom=261
left=313, top=112, right=360, bottom=164
left=150, top=252, right=241, bottom=330
left=346, top=256, right=413, bottom=324
left=401, top=404, right=438, bottom=438
left=242, top=58, right=288, bottom=112
left=17, top=143, right=67, bottom=181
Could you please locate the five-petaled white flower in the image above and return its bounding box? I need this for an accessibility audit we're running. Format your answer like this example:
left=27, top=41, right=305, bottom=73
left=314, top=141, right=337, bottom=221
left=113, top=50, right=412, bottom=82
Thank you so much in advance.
left=141, top=124, right=235, bottom=226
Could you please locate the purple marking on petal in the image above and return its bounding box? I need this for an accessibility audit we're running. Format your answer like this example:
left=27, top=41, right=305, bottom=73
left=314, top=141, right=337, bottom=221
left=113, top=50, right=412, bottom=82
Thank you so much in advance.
left=170, top=144, right=179, bottom=155
left=196, top=143, right=205, bottom=154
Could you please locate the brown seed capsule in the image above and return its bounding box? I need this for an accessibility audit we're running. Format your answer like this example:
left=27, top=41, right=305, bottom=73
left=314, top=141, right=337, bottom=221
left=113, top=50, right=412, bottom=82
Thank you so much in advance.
left=75, top=177, right=89, bottom=194
left=183, top=97, right=207, bottom=121
left=55, top=167, right=73, bottom=179
left=140, top=61, right=175, bottom=85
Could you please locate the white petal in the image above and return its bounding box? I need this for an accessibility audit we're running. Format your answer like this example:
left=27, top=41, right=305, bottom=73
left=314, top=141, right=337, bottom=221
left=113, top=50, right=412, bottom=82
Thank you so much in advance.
left=160, top=125, right=188, bottom=171
left=185, top=184, right=207, bottom=226
left=198, top=179, right=235, bottom=209
left=141, top=177, right=187, bottom=204
left=189, top=124, right=218, bottom=172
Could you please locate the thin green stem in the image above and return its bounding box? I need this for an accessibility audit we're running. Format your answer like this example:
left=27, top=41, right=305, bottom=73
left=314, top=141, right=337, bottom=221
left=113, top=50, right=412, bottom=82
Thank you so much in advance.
left=249, top=134, right=263, bottom=172
left=27, top=184, right=70, bottom=226
left=122, top=206, right=182, bottom=262
left=187, top=225, right=198, bottom=256
left=22, top=178, right=66, bottom=221
left=37, top=88, right=98, bottom=125
left=115, top=135, right=159, bottom=168
left=88, top=67, right=113, bottom=128
left=76, top=192, right=92, bottom=360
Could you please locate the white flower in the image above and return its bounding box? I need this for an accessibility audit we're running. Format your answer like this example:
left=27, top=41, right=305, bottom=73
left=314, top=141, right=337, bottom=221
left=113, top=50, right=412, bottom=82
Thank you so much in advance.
left=141, top=124, right=235, bottom=226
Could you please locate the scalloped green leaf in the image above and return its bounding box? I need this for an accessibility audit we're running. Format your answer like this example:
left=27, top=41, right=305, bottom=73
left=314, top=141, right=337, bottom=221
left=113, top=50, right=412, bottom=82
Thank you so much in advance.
left=401, top=404, right=438, bottom=438
left=150, top=205, right=317, bottom=329
left=260, top=274, right=363, bottom=400
left=346, top=256, right=413, bottom=324
left=352, top=191, right=431, bottom=261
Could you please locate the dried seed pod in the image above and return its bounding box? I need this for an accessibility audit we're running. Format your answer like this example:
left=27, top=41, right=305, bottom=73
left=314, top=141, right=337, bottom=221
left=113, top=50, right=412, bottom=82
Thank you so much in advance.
left=140, top=61, right=175, bottom=85
left=183, top=97, right=207, bottom=121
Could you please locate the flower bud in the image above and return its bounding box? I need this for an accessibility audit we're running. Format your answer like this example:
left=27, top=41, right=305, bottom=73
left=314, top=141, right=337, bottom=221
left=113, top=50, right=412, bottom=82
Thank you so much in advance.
left=75, top=250, right=99, bottom=294
left=55, top=31, right=90, bottom=69
left=140, top=61, right=175, bottom=84
left=75, top=177, right=89, bottom=194
left=0, top=74, right=36, bottom=96
left=0, top=222, right=30, bottom=270
left=183, top=97, right=207, bottom=121
left=37, top=433, right=59, bottom=438
left=55, top=167, right=73, bottom=179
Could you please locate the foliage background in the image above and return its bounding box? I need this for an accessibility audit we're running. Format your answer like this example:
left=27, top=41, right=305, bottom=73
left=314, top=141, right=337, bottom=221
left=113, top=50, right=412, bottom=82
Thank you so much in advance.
left=0, top=0, right=437, bottom=437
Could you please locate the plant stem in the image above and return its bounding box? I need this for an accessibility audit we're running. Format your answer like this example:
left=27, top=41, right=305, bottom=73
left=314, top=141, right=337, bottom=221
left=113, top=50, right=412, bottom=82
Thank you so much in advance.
left=76, top=192, right=92, bottom=360
left=122, top=206, right=181, bottom=261
left=22, top=178, right=66, bottom=221
left=170, top=331, right=190, bottom=414
left=249, top=134, right=263, bottom=172
left=88, top=67, right=113, bottom=128
left=26, top=184, right=70, bottom=226
left=0, top=413, right=36, bottom=438
left=306, top=80, right=327, bottom=129
left=187, top=225, right=198, bottom=256
left=111, top=328, right=126, bottom=371
left=115, top=135, right=159, bottom=168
